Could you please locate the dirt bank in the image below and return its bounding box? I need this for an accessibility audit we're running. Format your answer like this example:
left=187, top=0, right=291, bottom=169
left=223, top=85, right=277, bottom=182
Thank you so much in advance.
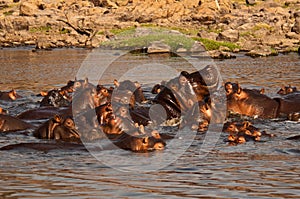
left=0, top=0, right=300, bottom=57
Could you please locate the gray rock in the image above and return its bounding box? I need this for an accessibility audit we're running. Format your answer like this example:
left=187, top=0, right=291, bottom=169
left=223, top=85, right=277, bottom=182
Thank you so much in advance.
left=245, top=45, right=277, bottom=57
left=209, top=50, right=235, bottom=59
left=197, top=30, right=218, bottom=40
left=217, top=29, right=239, bottom=42
left=246, top=0, right=256, bottom=5
left=147, top=41, right=171, bottom=54
left=19, top=2, right=38, bottom=16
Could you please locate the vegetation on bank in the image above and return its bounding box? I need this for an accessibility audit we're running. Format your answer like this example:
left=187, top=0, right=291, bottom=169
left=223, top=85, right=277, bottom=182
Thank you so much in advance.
left=101, top=25, right=240, bottom=52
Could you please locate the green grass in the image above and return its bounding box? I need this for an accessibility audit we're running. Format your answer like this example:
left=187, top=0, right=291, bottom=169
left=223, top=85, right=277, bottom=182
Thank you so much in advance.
left=103, top=26, right=195, bottom=50
left=3, top=10, right=14, bottom=16
left=193, top=37, right=240, bottom=51
left=109, top=26, right=136, bottom=37
left=29, top=26, right=51, bottom=33
left=102, top=33, right=195, bottom=50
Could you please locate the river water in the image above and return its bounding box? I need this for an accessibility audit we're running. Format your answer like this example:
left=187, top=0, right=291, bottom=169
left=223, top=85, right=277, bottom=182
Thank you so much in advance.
left=0, top=48, right=299, bottom=198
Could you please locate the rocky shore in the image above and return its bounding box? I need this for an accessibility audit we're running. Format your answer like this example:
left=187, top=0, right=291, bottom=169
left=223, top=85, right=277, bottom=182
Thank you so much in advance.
left=0, top=0, right=300, bottom=57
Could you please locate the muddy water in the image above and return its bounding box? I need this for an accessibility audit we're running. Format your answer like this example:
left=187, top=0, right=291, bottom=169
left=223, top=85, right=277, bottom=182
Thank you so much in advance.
left=0, top=48, right=299, bottom=198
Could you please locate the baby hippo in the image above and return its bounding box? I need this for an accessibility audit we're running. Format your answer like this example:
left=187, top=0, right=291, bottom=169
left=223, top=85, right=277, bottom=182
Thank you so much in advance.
left=222, top=121, right=274, bottom=145
left=34, top=115, right=80, bottom=142
left=0, top=89, right=22, bottom=101
left=112, top=130, right=166, bottom=152
left=277, top=85, right=297, bottom=95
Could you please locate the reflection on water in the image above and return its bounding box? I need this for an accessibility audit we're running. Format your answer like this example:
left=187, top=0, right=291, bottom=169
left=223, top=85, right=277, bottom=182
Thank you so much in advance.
left=0, top=48, right=300, bottom=198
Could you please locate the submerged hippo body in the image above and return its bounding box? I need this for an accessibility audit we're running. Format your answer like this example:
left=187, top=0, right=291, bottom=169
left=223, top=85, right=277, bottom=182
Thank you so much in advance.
left=0, top=89, right=22, bottom=101
left=275, top=92, right=300, bottom=116
left=0, top=114, right=33, bottom=132
left=0, top=142, right=87, bottom=152
left=17, top=106, right=72, bottom=120
left=225, top=82, right=279, bottom=118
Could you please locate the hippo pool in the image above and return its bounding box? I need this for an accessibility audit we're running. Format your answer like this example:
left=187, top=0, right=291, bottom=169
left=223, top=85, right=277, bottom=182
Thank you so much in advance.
left=0, top=48, right=299, bottom=198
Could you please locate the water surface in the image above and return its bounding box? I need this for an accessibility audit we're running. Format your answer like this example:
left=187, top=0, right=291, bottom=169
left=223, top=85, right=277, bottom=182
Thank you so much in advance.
left=0, top=49, right=299, bottom=198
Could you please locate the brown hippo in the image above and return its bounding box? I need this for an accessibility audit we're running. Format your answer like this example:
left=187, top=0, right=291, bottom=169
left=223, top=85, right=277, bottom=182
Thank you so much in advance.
left=33, top=115, right=80, bottom=142
left=225, top=82, right=279, bottom=118
left=33, top=115, right=62, bottom=139
left=0, top=142, right=87, bottom=152
left=112, top=130, right=166, bottom=152
left=0, top=89, right=22, bottom=101
left=277, top=85, right=297, bottom=95
left=0, top=114, right=33, bottom=132
left=40, top=89, right=71, bottom=107
left=223, top=121, right=274, bottom=144
left=17, top=106, right=72, bottom=120
left=274, top=92, right=300, bottom=116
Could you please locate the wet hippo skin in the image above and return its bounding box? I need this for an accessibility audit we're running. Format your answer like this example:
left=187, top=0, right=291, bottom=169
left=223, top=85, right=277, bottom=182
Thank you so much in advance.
left=0, top=114, right=34, bottom=132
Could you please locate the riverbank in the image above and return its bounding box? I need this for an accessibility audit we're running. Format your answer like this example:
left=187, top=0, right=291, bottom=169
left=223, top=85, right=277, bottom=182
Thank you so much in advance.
left=0, top=0, right=300, bottom=58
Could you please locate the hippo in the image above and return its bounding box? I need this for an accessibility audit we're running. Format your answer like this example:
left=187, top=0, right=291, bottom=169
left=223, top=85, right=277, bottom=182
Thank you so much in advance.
left=277, top=85, right=297, bottom=95
left=40, top=89, right=70, bottom=107
left=153, top=65, right=220, bottom=121
left=113, top=79, right=146, bottom=108
left=274, top=92, right=300, bottom=116
left=33, top=115, right=63, bottom=139
left=33, top=115, right=80, bottom=142
left=0, top=142, right=87, bottom=152
left=112, top=130, right=166, bottom=152
left=0, top=89, right=22, bottom=101
left=0, top=114, right=33, bottom=132
left=72, top=86, right=99, bottom=115
left=225, top=82, right=279, bottom=118
left=17, top=106, right=72, bottom=120
left=223, top=121, right=275, bottom=144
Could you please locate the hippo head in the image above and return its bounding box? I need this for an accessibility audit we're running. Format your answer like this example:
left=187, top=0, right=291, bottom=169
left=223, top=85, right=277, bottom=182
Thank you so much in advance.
left=53, top=117, right=81, bottom=142
left=40, top=89, right=70, bottom=107
left=277, top=85, right=297, bottom=95
left=114, top=130, right=166, bottom=152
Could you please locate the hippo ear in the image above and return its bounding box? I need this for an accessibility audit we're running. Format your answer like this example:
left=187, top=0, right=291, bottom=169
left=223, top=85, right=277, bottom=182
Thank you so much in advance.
left=237, top=83, right=242, bottom=94
left=142, top=137, right=149, bottom=144
left=8, top=90, right=16, bottom=100
left=84, top=77, right=89, bottom=86
left=243, top=121, right=251, bottom=128
left=139, top=125, right=145, bottom=134
left=114, top=79, right=120, bottom=87
left=151, top=130, right=161, bottom=139
left=260, top=88, right=265, bottom=94
left=40, top=91, right=48, bottom=96
left=54, top=115, right=62, bottom=123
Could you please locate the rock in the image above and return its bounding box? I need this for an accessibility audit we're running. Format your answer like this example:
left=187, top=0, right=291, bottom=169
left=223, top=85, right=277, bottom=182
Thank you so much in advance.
left=209, top=50, right=235, bottom=59
left=19, top=1, right=38, bottom=16
left=292, top=12, right=300, bottom=34
left=197, top=30, right=218, bottom=40
left=190, top=41, right=206, bottom=53
left=286, top=32, right=300, bottom=40
left=176, top=48, right=187, bottom=53
left=217, top=29, right=239, bottom=42
left=246, top=0, right=256, bottom=5
left=246, top=45, right=277, bottom=57
left=147, top=41, right=171, bottom=54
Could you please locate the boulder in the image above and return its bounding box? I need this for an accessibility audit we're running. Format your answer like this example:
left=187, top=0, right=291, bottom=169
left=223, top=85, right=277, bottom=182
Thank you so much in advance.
left=147, top=41, right=171, bottom=54
left=209, top=50, right=235, bottom=59
left=246, top=45, right=277, bottom=57
left=217, top=29, right=239, bottom=42
left=246, top=0, right=256, bottom=5
left=19, top=1, right=38, bottom=16
left=197, top=30, right=218, bottom=40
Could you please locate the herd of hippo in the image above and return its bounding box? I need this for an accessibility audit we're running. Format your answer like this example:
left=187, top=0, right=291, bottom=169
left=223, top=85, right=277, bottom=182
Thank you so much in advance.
left=0, top=64, right=299, bottom=152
